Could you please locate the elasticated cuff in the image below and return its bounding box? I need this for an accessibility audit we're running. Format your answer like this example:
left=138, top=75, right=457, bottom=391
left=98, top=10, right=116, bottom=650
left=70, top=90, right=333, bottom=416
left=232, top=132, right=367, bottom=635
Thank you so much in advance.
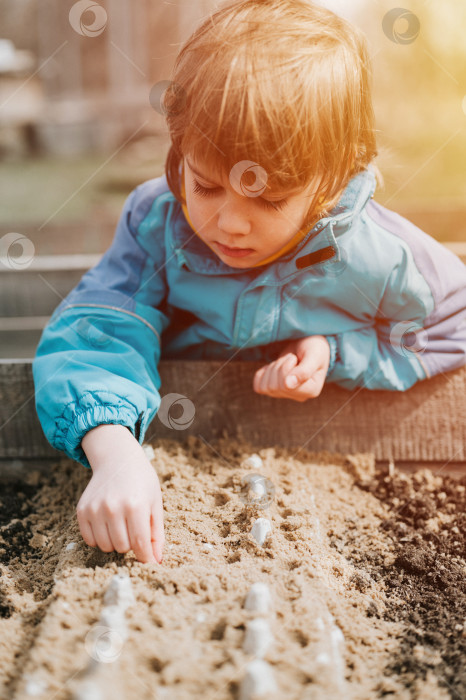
left=326, top=335, right=339, bottom=376
left=54, top=391, right=141, bottom=469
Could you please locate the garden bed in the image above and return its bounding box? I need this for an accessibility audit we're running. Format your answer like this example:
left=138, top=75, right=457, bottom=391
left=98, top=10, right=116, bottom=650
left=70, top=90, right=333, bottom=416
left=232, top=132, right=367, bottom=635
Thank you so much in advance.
left=1, top=435, right=464, bottom=699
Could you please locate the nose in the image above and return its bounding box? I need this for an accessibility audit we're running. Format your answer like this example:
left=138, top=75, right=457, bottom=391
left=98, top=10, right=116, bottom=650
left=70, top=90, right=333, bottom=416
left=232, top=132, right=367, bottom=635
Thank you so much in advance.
left=217, top=201, right=251, bottom=238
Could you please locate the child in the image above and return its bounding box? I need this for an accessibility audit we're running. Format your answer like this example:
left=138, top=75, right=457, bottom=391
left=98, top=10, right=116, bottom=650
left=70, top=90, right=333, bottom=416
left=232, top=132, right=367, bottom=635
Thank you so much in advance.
left=33, top=0, right=466, bottom=565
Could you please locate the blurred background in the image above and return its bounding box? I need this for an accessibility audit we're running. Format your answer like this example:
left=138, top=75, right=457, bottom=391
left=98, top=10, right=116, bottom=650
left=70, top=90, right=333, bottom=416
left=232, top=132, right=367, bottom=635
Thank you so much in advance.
left=0, top=0, right=465, bottom=357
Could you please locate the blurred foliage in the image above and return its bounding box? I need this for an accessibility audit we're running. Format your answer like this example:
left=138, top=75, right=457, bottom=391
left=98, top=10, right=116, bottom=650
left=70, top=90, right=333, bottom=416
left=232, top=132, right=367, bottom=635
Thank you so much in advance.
left=355, top=0, right=466, bottom=210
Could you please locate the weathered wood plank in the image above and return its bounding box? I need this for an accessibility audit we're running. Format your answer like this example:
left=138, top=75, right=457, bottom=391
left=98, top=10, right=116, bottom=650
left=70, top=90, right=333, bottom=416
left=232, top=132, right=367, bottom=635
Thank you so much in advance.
left=1, top=360, right=465, bottom=463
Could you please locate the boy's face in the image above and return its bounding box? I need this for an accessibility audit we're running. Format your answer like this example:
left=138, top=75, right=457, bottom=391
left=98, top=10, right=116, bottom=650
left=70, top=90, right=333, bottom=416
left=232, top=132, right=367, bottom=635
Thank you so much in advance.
left=183, top=156, right=321, bottom=268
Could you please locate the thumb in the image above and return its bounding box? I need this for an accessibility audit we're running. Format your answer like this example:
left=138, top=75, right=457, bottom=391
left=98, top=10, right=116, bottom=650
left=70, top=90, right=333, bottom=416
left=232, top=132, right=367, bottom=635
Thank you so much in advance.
left=285, top=354, right=319, bottom=388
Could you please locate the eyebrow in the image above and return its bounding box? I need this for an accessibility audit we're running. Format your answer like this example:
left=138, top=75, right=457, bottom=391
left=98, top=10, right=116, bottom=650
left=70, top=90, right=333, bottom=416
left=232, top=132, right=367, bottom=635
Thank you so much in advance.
left=185, top=157, right=300, bottom=200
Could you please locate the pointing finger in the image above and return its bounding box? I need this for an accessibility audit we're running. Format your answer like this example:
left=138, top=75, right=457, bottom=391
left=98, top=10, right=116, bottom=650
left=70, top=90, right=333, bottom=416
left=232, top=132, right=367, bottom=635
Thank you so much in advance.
left=150, top=501, right=165, bottom=564
left=127, top=510, right=157, bottom=564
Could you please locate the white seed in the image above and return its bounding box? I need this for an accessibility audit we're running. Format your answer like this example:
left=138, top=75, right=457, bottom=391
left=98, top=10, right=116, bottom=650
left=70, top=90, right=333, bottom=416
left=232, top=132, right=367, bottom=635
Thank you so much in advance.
left=73, top=678, right=104, bottom=700
left=24, top=677, right=48, bottom=696
left=240, top=659, right=277, bottom=700
left=66, top=542, right=76, bottom=551
left=142, top=444, right=155, bottom=460
left=243, top=618, right=273, bottom=658
left=99, top=605, right=128, bottom=641
left=250, top=480, right=266, bottom=497
left=251, top=518, right=272, bottom=546
left=315, top=652, right=331, bottom=666
left=243, top=453, right=263, bottom=470
left=330, top=623, right=346, bottom=682
left=195, top=611, right=206, bottom=623
left=103, top=574, right=134, bottom=610
left=311, top=617, right=346, bottom=692
left=331, top=625, right=344, bottom=646
left=84, top=624, right=125, bottom=665
left=244, top=582, right=272, bottom=615
left=202, top=543, right=213, bottom=551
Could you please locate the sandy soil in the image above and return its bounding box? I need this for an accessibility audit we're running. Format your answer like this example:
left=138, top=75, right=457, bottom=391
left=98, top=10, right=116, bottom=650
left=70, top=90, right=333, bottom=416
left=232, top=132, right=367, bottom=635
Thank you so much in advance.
left=0, top=436, right=464, bottom=700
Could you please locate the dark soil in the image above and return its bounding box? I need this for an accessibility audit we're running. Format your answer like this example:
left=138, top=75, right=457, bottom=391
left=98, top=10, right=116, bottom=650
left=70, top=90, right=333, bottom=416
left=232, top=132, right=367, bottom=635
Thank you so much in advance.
left=356, top=467, right=466, bottom=700
left=0, top=478, right=41, bottom=617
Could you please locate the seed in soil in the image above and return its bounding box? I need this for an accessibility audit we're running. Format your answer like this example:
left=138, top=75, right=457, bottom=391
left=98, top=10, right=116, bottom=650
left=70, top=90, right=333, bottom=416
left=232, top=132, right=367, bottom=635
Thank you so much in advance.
left=243, top=618, right=273, bottom=657
left=242, top=454, right=263, bottom=470
left=244, top=582, right=272, bottom=615
left=103, top=574, right=134, bottom=610
left=239, top=659, right=277, bottom=700
left=251, top=518, right=272, bottom=546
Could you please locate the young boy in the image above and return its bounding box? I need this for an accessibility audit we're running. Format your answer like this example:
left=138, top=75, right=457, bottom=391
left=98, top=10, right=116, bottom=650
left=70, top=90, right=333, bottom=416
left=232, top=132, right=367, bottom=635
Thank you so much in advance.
left=32, top=0, right=466, bottom=565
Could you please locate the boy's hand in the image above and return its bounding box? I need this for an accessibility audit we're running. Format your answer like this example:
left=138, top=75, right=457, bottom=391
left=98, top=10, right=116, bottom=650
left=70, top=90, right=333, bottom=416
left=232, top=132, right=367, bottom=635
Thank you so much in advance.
left=78, top=424, right=164, bottom=565
left=253, top=335, right=330, bottom=402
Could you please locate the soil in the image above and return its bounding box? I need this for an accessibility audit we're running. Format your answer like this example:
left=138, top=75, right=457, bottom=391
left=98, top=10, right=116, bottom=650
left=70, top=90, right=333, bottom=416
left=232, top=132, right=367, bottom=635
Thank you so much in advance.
left=0, top=436, right=464, bottom=700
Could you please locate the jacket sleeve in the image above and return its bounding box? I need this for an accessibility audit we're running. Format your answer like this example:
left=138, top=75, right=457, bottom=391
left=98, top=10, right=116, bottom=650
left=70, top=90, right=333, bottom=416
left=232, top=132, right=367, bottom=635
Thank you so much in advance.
left=325, top=244, right=466, bottom=391
left=32, top=180, right=172, bottom=468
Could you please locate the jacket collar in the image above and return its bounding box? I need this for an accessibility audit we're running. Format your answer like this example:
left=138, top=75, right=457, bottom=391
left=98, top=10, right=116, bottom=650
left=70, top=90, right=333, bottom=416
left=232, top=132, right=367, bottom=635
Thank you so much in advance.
left=169, top=164, right=377, bottom=282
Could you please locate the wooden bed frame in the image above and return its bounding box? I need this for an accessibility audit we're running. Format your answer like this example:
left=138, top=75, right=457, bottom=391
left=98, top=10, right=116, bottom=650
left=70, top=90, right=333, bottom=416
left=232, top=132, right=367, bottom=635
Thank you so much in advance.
left=1, top=360, right=465, bottom=476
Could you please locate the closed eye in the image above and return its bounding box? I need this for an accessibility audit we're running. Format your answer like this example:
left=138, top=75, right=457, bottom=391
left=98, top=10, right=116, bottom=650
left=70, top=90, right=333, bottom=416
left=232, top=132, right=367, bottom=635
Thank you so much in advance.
left=192, top=179, right=287, bottom=211
left=192, top=180, right=219, bottom=197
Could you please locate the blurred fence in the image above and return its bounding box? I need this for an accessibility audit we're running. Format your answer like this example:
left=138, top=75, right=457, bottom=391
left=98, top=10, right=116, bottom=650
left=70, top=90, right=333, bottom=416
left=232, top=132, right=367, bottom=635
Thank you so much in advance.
left=0, top=0, right=217, bottom=156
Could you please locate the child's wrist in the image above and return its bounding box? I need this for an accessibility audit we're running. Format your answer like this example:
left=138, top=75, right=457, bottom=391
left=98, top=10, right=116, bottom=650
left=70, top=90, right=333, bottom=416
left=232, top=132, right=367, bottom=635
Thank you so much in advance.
left=81, top=423, right=138, bottom=468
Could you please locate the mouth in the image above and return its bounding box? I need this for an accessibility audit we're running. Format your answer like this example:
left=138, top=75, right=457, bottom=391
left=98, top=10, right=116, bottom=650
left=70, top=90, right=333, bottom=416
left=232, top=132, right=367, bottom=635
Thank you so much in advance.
left=215, top=242, right=255, bottom=258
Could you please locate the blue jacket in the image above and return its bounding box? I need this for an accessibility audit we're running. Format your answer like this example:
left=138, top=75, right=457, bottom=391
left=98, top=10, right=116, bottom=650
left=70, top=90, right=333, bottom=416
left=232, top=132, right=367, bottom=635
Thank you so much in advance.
left=33, top=165, right=466, bottom=468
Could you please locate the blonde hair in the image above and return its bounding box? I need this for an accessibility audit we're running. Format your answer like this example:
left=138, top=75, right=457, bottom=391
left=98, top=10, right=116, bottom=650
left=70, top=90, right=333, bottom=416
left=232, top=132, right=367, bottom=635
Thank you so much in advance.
left=164, top=0, right=382, bottom=224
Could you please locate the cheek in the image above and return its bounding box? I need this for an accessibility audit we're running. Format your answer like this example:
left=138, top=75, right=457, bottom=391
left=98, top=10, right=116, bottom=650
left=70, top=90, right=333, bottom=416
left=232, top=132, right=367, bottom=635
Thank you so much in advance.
left=186, top=188, right=213, bottom=223
left=188, top=199, right=213, bottom=231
